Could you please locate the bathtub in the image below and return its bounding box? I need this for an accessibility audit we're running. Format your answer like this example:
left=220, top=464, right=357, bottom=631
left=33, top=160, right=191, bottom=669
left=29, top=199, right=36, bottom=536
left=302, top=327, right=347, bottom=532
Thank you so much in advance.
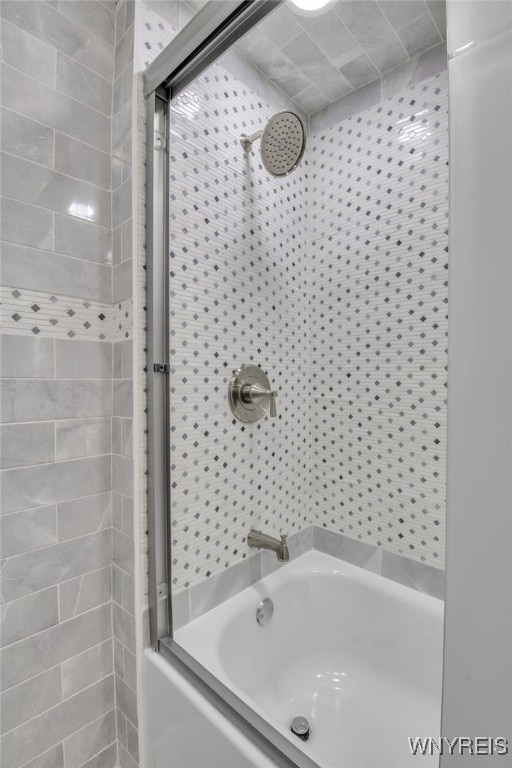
left=171, top=549, right=444, bottom=768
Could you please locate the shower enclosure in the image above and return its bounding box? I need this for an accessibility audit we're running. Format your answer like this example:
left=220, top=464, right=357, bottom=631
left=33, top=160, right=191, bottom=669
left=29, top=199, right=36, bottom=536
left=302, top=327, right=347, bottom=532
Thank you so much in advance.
left=146, top=1, right=448, bottom=764
left=142, top=1, right=511, bottom=765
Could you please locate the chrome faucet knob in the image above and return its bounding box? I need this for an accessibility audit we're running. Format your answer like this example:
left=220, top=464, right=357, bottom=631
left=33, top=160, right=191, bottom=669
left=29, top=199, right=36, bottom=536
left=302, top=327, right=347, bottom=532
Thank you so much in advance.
left=228, top=365, right=278, bottom=423
left=242, top=384, right=278, bottom=418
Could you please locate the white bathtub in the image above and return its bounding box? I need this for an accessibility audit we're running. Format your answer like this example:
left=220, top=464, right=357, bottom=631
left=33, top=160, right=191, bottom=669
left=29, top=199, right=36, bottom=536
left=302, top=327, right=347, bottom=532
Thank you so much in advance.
left=143, top=650, right=278, bottom=768
left=174, top=550, right=444, bottom=768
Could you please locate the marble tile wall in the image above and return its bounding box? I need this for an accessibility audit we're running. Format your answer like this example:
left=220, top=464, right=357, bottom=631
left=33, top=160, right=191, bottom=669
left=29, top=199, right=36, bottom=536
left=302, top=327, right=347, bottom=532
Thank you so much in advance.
left=112, top=2, right=139, bottom=767
left=235, top=0, right=445, bottom=115
left=0, top=2, right=117, bottom=767
left=168, top=0, right=447, bottom=116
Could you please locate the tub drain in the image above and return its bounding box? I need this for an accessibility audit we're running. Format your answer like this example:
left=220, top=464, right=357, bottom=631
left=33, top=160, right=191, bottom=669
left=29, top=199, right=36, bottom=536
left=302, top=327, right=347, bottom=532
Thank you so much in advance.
left=290, top=716, right=310, bottom=742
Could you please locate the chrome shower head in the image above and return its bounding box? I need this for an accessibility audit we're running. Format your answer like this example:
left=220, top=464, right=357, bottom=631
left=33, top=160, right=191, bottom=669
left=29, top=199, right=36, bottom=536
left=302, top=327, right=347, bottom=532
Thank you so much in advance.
left=240, top=110, right=306, bottom=177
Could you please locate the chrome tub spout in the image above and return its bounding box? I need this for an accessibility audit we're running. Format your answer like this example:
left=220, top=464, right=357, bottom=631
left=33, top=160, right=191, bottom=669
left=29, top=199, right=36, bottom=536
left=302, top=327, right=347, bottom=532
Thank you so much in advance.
left=247, top=529, right=289, bottom=561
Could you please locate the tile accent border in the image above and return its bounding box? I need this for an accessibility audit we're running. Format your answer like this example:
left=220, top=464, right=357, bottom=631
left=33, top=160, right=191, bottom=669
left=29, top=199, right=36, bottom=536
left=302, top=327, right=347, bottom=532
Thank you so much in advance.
left=1, top=288, right=134, bottom=343
left=114, top=297, right=133, bottom=342
left=1, top=286, right=114, bottom=341
left=173, top=525, right=444, bottom=629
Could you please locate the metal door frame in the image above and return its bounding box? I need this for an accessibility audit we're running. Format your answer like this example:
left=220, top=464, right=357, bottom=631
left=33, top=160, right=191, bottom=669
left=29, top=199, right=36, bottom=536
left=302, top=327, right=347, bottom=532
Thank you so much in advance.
left=145, top=3, right=320, bottom=765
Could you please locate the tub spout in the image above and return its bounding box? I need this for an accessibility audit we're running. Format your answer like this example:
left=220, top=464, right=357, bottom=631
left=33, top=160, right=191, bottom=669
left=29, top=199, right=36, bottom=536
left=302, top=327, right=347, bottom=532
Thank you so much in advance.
left=248, top=529, right=289, bottom=561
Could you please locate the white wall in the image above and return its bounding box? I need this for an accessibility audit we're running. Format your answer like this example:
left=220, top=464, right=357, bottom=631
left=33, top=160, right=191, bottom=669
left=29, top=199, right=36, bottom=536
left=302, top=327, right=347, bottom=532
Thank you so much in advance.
left=441, top=1, right=512, bottom=758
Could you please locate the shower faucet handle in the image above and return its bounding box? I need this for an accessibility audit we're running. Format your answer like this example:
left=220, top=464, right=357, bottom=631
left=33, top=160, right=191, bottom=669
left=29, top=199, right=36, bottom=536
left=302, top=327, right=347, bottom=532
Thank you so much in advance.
left=241, top=383, right=278, bottom=418
left=228, top=365, right=278, bottom=423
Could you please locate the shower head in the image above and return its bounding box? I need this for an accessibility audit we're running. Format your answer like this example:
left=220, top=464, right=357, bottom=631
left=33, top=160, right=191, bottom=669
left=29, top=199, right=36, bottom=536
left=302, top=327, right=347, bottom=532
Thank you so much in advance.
left=240, top=110, right=306, bottom=177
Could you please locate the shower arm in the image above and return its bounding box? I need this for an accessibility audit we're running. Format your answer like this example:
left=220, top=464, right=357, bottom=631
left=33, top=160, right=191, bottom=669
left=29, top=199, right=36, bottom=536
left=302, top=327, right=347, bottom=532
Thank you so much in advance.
left=240, top=130, right=264, bottom=151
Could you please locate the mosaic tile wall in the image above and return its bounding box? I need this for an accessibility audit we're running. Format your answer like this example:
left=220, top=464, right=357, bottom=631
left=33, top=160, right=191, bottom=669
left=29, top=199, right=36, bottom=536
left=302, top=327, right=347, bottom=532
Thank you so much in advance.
left=139, top=4, right=447, bottom=603
left=309, top=71, right=448, bottom=567
left=168, top=59, right=312, bottom=592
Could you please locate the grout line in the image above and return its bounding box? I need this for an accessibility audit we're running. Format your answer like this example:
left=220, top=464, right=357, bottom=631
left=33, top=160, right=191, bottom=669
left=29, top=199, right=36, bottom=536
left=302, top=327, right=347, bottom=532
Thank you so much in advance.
left=0, top=192, right=112, bottom=233
left=114, top=668, right=137, bottom=699
left=122, top=711, right=138, bottom=733
left=374, top=0, right=411, bottom=60
left=54, top=127, right=113, bottom=161
left=423, top=2, right=446, bottom=42
left=2, top=237, right=113, bottom=271
left=1, top=634, right=113, bottom=696
left=35, top=0, right=116, bottom=52
left=0, top=413, right=113, bottom=425
left=0, top=416, right=114, bottom=428
left=1, top=104, right=110, bottom=160
left=63, top=4, right=117, bottom=51
left=74, top=738, right=118, bottom=768
left=55, top=46, right=115, bottom=90
left=333, top=3, right=384, bottom=77
left=1, top=147, right=112, bottom=198
left=2, top=63, right=114, bottom=138
left=1, top=583, right=59, bottom=610
left=17, top=743, right=63, bottom=768
left=57, top=563, right=112, bottom=589
left=2, top=675, right=115, bottom=738
left=3, top=531, right=112, bottom=566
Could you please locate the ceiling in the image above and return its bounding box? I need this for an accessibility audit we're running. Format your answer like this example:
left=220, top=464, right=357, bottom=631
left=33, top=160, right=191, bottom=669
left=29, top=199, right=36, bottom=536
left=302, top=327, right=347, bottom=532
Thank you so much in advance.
left=235, top=0, right=446, bottom=114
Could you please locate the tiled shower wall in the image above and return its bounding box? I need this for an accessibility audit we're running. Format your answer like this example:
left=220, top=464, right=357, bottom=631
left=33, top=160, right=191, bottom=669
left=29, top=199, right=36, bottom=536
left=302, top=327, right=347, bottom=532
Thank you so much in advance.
left=168, top=57, right=312, bottom=594
left=166, top=79, right=447, bottom=605
left=309, top=71, right=448, bottom=569
left=140, top=6, right=448, bottom=617
left=0, top=1, right=116, bottom=767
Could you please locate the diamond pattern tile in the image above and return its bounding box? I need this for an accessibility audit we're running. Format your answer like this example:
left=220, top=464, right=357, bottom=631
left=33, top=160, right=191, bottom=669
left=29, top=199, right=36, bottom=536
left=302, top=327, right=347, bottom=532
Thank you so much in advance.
left=164, top=46, right=447, bottom=591
left=0, top=288, right=132, bottom=342
left=309, top=72, right=448, bottom=565
left=167, top=60, right=312, bottom=590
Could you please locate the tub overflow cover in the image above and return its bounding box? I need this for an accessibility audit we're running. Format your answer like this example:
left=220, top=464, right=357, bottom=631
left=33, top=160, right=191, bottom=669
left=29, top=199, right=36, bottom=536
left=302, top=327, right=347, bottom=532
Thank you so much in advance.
left=291, top=716, right=310, bottom=742
left=256, top=598, right=274, bottom=626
